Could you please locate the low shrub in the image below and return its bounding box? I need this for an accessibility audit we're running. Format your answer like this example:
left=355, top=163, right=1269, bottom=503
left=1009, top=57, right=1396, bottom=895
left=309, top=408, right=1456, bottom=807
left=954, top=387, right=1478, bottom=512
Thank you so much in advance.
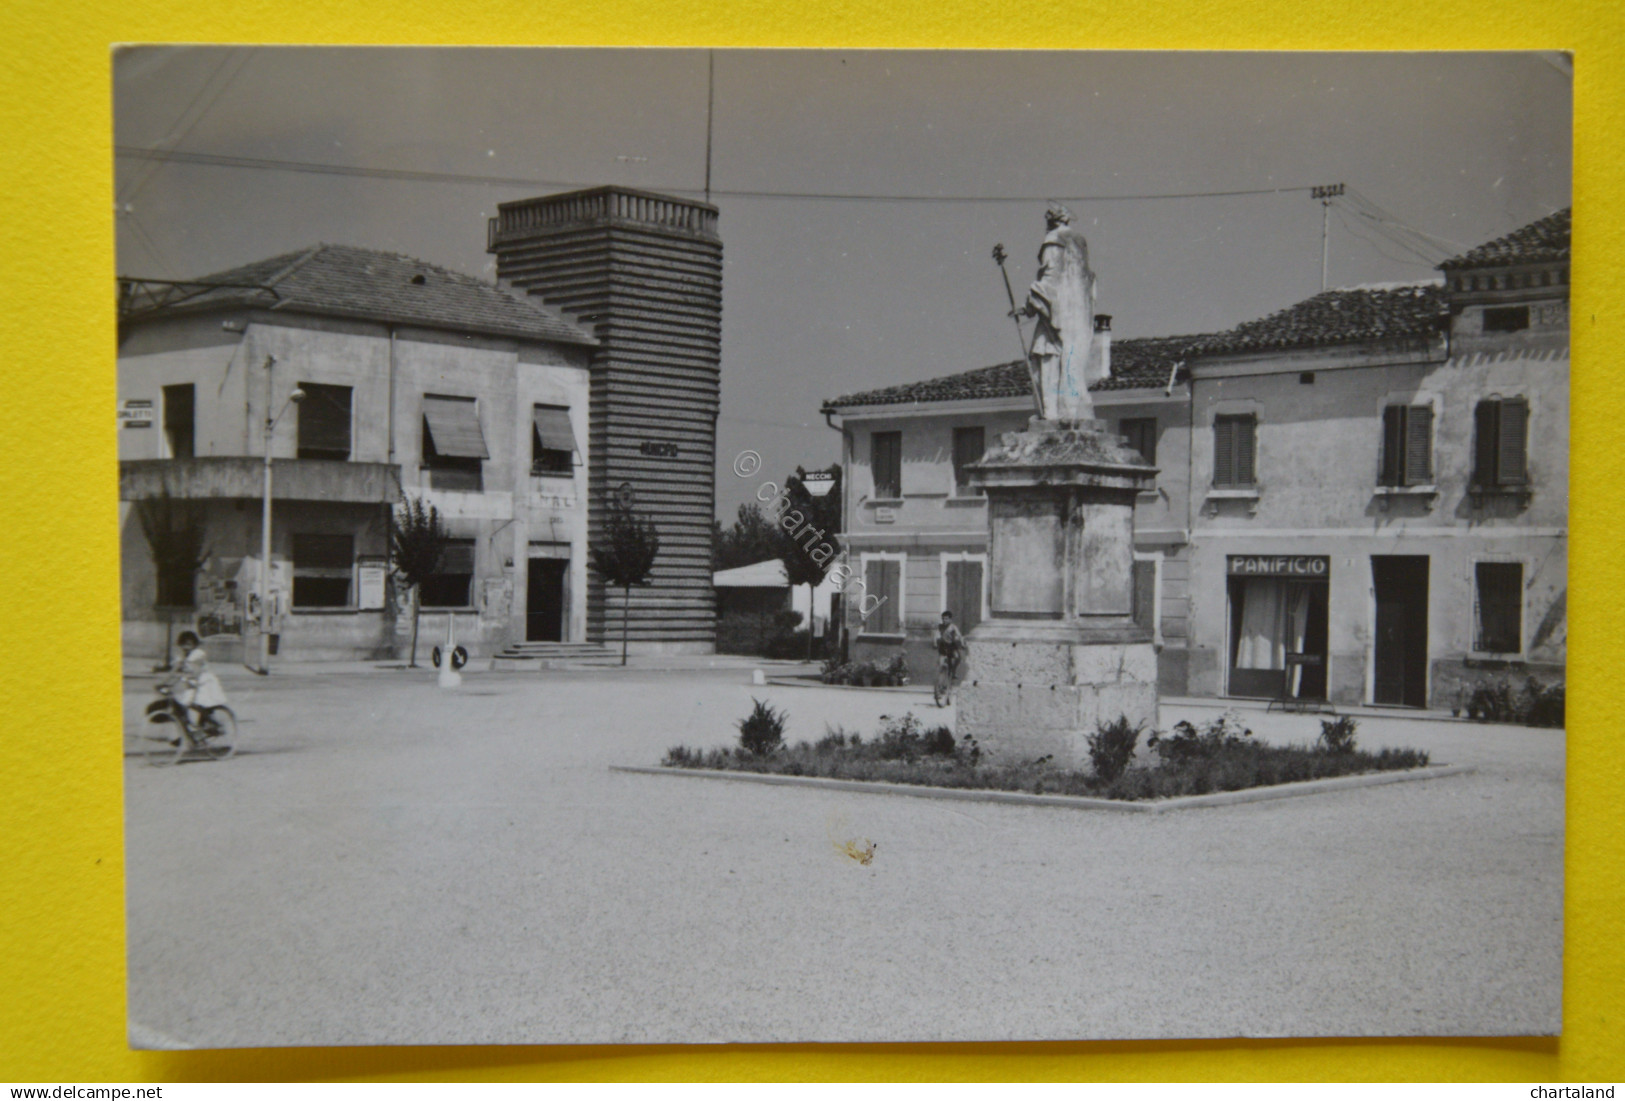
left=871, top=712, right=958, bottom=760
left=1318, top=715, right=1359, bottom=755
left=736, top=697, right=788, bottom=756
left=1086, top=715, right=1143, bottom=782
left=1147, top=712, right=1254, bottom=765
left=821, top=657, right=909, bottom=687
left=1460, top=675, right=1566, bottom=728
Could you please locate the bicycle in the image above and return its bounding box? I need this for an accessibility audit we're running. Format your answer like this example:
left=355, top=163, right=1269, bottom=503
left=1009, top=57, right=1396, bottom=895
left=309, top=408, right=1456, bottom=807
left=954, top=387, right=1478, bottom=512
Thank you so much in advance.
left=933, top=651, right=963, bottom=707
left=132, top=682, right=237, bottom=766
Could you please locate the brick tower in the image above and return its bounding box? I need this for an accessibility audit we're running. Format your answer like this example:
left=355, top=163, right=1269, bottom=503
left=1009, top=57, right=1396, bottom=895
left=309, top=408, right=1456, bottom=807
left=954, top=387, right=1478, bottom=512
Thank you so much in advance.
left=488, top=187, right=720, bottom=652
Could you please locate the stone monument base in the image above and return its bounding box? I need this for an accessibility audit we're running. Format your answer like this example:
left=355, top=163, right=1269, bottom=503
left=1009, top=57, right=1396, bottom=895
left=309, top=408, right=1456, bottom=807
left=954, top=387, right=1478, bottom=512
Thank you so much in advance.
left=958, top=619, right=1158, bottom=769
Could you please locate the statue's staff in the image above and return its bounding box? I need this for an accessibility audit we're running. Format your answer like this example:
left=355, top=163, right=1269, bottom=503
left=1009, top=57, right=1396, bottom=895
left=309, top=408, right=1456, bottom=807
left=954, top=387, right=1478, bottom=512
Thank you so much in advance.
left=992, top=243, right=1043, bottom=418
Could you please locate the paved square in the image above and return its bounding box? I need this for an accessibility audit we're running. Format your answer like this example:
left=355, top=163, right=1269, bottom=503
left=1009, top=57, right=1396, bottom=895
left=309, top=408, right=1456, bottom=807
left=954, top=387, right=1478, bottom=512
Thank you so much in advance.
left=123, top=664, right=1563, bottom=1047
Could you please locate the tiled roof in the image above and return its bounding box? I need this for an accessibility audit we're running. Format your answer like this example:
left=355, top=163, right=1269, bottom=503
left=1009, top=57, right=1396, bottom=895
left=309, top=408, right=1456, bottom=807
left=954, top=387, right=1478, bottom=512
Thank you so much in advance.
left=1186, top=284, right=1448, bottom=358
left=1439, top=208, right=1571, bottom=270
left=122, top=243, right=596, bottom=346
left=822, top=334, right=1203, bottom=411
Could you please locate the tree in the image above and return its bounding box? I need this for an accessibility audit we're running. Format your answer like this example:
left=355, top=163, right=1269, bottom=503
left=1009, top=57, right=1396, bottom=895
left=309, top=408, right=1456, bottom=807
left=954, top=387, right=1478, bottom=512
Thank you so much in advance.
left=134, top=489, right=211, bottom=670
left=713, top=502, right=780, bottom=571
left=391, top=496, right=449, bottom=668
left=772, top=465, right=843, bottom=661
left=590, top=502, right=660, bottom=665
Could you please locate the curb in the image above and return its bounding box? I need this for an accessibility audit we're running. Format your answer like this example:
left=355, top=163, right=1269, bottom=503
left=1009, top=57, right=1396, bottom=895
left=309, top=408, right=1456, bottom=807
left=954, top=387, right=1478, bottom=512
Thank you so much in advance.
left=762, top=676, right=928, bottom=694
left=609, top=763, right=1476, bottom=814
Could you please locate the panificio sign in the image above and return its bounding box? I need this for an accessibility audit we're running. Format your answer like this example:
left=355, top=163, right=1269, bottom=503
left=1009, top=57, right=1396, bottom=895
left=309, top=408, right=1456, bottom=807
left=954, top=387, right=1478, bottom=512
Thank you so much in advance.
left=1227, top=555, right=1329, bottom=577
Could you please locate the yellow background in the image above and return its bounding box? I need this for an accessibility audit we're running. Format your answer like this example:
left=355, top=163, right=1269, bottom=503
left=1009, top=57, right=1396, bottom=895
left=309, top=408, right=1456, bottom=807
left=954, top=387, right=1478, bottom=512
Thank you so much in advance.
left=1, top=0, right=1620, bottom=1081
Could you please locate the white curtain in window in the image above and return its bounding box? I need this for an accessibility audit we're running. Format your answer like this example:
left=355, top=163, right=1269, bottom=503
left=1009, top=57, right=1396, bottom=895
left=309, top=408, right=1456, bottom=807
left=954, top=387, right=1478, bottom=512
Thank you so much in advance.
left=1235, top=578, right=1286, bottom=670
left=1286, top=584, right=1312, bottom=694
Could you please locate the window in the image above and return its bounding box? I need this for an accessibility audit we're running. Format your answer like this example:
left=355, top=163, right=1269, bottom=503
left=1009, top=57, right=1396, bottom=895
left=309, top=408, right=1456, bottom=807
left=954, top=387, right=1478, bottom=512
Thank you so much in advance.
left=861, top=557, right=902, bottom=634
left=297, top=383, right=353, bottom=460
left=1212, top=414, right=1256, bottom=487
left=1132, top=557, right=1158, bottom=636
left=291, top=533, right=354, bottom=608
left=422, top=395, right=489, bottom=491
left=1474, top=561, right=1523, bottom=653
left=1473, top=397, right=1529, bottom=488
left=1380, top=404, right=1434, bottom=486
left=1482, top=306, right=1530, bottom=333
left=420, top=539, right=476, bottom=608
left=952, top=426, right=985, bottom=495
left=531, top=404, right=577, bottom=475
left=1119, top=417, right=1157, bottom=465
left=163, top=384, right=194, bottom=459
left=871, top=431, right=902, bottom=499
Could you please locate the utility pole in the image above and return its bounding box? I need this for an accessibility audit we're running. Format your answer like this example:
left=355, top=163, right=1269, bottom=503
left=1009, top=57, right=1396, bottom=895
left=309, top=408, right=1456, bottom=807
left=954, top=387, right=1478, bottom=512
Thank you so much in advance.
left=1312, top=183, right=1345, bottom=292
left=256, top=356, right=303, bottom=674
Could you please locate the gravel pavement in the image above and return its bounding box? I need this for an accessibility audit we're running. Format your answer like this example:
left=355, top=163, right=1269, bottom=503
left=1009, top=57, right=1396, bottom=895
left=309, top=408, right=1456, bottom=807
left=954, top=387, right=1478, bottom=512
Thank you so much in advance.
left=122, top=665, right=1563, bottom=1047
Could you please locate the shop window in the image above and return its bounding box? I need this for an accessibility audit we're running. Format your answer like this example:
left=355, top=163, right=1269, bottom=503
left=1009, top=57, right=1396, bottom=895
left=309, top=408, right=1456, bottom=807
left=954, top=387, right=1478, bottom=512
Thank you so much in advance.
left=1212, top=414, right=1256, bottom=487
left=861, top=558, right=902, bottom=634
left=162, top=384, right=195, bottom=459
left=422, top=395, right=488, bottom=492
left=952, top=426, right=985, bottom=495
left=1474, top=561, right=1523, bottom=653
left=291, top=533, right=354, bottom=608
left=1227, top=558, right=1330, bottom=701
left=420, top=539, right=476, bottom=608
left=871, top=431, right=902, bottom=499
left=1380, top=404, right=1433, bottom=486
left=531, top=404, right=578, bottom=475
left=154, top=557, right=197, bottom=609
left=1473, top=397, right=1529, bottom=488
left=1482, top=306, right=1530, bottom=333
left=297, top=383, right=353, bottom=461
left=1119, top=417, right=1157, bottom=465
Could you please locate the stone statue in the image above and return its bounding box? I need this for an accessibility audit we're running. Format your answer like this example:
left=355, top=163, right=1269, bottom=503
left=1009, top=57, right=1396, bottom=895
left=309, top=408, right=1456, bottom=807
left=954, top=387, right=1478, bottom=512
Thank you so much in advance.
left=1022, top=205, right=1100, bottom=422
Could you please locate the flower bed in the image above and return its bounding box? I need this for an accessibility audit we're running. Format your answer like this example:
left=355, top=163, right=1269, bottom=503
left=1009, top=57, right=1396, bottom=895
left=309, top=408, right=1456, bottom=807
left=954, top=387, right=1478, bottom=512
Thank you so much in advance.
left=662, top=712, right=1432, bottom=803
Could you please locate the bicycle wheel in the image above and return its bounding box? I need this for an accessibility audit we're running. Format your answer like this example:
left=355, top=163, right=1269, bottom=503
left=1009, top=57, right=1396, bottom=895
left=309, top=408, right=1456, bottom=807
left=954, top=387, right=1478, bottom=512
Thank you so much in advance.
left=195, top=708, right=237, bottom=760
left=934, top=664, right=951, bottom=707
left=140, top=714, right=184, bottom=766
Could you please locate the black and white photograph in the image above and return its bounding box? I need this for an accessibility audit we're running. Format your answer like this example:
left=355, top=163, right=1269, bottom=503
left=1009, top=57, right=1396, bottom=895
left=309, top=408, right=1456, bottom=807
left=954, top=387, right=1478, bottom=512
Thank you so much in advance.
left=114, top=47, right=1570, bottom=1047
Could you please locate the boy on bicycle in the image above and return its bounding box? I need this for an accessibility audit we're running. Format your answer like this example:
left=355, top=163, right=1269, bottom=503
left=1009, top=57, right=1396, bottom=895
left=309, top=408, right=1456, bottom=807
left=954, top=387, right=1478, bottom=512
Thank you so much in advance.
left=168, top=630, right=229, bottom=740
left=935, top=611, right=967, bottom=700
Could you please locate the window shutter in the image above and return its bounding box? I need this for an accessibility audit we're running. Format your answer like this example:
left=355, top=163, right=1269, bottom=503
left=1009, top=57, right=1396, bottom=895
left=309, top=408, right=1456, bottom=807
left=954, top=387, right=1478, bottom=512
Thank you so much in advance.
left=1474, top=400, right=1498, bottom=485
left=1213, top=418, right=1235, bottom=486
left=1405, top=405, right=1433, bottom=485
left=1497, top=398, right=1529, bottom=485
left=1381, top=405, right=1404, bottom=486
left=1236, top=415, right=1256, bottom=485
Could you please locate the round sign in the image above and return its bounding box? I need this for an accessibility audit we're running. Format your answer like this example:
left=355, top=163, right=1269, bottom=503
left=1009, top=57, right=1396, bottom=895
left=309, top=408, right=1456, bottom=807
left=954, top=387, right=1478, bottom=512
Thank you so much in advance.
left=615, top=482, right=636, bottom=509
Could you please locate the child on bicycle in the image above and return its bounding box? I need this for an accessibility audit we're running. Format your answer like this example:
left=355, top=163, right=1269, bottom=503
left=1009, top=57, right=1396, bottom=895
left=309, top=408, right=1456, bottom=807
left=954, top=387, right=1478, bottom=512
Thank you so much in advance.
left=171, top=630, right=229, bottom=728
left=935, top=610, right=967, bottom=681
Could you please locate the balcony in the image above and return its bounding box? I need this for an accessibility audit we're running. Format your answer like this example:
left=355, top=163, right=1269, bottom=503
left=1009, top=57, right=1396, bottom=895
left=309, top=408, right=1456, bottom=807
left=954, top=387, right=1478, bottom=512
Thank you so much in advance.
left=119, top=458, right=402, bottom=504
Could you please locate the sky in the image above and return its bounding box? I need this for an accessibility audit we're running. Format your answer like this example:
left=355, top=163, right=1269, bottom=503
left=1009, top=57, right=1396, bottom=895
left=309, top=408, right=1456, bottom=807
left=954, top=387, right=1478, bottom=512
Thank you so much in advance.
left=112, top=48, right=1572, bottom=521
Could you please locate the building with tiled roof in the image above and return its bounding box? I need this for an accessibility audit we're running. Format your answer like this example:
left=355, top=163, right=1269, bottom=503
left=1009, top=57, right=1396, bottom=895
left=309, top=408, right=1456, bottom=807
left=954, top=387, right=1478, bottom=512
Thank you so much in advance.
left=822, top=206, right=1567, bottom=710
left=120, top=243, right=595, bottom=347
left=117, top=240, right=598, bottom=665
left=1439, top=207, right=1570, bottom=270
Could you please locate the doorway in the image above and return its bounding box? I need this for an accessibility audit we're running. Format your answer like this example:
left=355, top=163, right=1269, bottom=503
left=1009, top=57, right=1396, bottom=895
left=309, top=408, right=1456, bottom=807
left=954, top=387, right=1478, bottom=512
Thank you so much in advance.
left=1372, top=555, right=1429, bottom=707
left=527, top=558, right=567, bottom=642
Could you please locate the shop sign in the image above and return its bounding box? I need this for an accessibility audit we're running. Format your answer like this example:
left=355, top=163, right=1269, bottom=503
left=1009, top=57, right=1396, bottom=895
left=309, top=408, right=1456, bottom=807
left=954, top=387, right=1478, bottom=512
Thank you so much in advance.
left=1228, top=554, right=1329, bottom=577
left=119, top=399, right=154, bottom=428
left=639, top=441, right=680, bottom=458
left=356, top=558, right=388, bottom=610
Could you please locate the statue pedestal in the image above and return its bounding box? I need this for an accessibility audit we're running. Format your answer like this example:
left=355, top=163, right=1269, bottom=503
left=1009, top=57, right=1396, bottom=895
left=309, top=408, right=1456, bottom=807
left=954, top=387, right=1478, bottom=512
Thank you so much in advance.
left=957, top=419, right=1159, bottom=769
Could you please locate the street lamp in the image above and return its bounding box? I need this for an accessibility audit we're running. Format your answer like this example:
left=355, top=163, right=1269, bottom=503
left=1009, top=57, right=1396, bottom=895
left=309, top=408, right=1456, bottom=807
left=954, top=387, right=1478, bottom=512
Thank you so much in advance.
left=255, top=353, right=304, bottom=674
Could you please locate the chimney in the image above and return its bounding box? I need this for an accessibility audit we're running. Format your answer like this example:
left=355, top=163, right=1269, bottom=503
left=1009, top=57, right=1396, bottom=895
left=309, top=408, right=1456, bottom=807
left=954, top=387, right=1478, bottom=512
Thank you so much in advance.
left=1093, top=314, right=1112, bottom=382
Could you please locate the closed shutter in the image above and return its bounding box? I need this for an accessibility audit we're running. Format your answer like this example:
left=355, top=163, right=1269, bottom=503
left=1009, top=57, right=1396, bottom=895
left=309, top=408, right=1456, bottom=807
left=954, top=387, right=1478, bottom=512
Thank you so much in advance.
left=952, top=427, right=985, bottom=493
left=1405, top=405, right=1433, bottom=485
left=1213, top=417, right=1235, bottom=486
left=1497, top=398, right=1529, bottom=485
left=1235, top=415, right=1256, bottom=485
left=945, top=559, right=984, bottom=632
left=297, top=383, right=352, bottom=458
left=864, top=559, right=901, bottom=634
left=1132, top=558, right=1157, bottom=633
left=871, top=432, right=902, bottom=499
left=1474, top=400, right=1499, bottom=485
left=1381, top=405, right=1404, bottom=486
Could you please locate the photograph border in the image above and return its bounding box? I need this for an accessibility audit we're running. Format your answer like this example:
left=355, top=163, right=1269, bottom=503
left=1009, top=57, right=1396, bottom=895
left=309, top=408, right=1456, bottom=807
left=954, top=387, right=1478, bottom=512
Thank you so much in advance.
left=2, top=1, right=1621, bottom=1082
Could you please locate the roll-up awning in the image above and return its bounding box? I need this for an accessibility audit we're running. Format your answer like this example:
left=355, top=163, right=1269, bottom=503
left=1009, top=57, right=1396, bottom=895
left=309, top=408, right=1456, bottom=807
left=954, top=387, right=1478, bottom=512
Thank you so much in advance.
left=531, top=405, right=579, bottom=454
left=422, top=396, right=489, bottom=459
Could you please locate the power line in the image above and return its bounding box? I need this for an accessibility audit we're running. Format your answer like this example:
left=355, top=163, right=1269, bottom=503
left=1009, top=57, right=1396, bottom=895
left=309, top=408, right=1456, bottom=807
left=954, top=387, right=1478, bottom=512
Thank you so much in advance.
left=118, top=52, right=254, bottom=206
left=113, top=146, right=1320, bottom=205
